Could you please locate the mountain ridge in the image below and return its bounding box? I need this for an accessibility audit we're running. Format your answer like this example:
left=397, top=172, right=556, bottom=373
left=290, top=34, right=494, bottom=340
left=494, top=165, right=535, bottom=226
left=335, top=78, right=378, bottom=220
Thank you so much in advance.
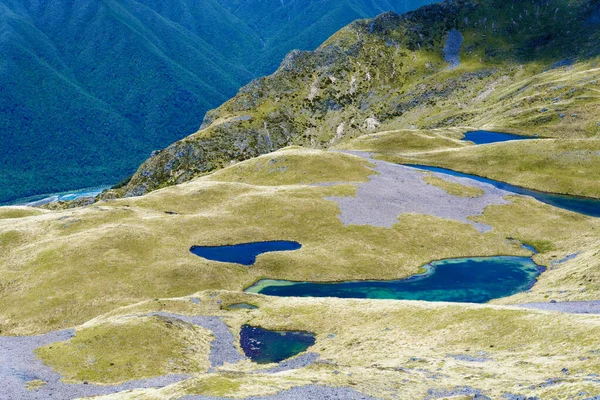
left=113, top=0, right=600, bottom=199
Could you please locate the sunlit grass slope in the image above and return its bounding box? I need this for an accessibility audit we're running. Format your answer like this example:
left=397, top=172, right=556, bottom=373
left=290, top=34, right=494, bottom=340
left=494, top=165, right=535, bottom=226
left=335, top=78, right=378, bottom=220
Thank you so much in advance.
left=37, top=291, right=600, bottom=399
left=36, top=315, right=211, bottom=384
left=384, top=139, right=600, bottom=198
left=1, top=147, right=599, bottom=337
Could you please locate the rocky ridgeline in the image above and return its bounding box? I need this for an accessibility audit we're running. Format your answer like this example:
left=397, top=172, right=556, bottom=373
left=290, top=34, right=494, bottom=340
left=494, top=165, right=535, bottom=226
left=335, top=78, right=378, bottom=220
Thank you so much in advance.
left=106, top=0, right=600, bottom=200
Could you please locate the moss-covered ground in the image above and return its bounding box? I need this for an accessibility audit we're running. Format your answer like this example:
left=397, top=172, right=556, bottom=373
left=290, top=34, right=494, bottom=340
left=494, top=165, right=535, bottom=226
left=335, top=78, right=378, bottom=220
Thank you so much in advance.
left=340, top=130, right=600, bottom=198
left=208, top=146, right=374, bottom=185
left=2, top=146, right=599, bottom=335
left=3, top=1, right=600, bottom=397
left=36, top=315, right=211, bottom=384
left=337, top=130, right=600, bottom=304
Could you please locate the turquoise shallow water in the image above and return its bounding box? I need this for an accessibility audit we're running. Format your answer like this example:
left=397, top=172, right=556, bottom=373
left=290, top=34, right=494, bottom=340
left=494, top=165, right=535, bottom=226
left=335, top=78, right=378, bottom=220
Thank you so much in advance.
left=245, top=256, right=544, bottom=303
left=240, top=325, right=316, bottom=364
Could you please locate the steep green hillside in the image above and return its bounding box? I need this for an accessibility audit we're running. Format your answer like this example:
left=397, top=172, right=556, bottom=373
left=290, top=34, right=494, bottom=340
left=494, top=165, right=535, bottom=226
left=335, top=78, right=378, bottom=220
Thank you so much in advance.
left=0, top=0, right=433, bottom=203
left=116, top=0, right=600, bottom=198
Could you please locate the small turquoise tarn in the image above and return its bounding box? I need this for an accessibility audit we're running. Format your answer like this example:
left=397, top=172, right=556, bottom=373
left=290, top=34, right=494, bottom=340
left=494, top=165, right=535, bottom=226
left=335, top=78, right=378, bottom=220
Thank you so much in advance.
left=245, top=256, right=544, bottom=303
left=190, top=241, right=302, bottom=265
left=240, top=325, right=316, bottom=363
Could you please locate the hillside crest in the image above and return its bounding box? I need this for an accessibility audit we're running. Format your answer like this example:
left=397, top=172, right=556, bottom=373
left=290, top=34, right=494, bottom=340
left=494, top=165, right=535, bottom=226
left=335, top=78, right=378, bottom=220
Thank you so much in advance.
left=109, top=0, right=600, bottom=199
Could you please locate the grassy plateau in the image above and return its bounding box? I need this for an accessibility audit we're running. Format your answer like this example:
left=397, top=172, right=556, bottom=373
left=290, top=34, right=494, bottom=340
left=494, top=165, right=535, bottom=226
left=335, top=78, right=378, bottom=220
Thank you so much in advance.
left=1, top=142, right=599, bottom=398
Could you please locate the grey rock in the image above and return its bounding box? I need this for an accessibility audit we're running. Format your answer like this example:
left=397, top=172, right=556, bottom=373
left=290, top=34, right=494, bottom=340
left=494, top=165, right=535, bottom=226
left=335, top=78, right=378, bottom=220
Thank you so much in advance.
left=443, top=29, right=464, bottom=69
left=328, top=151, right=513, bottom=233
left=448, top=353, right=490, bottom=362
left=149, top=312, right=245, bottom=368
left=503, top=394, right=540, bottom=400
left=182, top=385, right=380, bottom=400
left=519, top=300, right=600, bottom=314
left=426, top=385, right=490, bottom=399
left=254, top=353, right=319, bottom=374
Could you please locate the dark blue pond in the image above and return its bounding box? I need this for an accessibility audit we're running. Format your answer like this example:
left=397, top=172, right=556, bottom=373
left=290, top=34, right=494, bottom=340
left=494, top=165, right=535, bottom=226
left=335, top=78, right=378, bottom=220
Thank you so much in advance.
left=462, top=130, right=537, bottom=144
left=409, top=165, right=600, bottom=218
left=245, top=256, right=544, bottom=303
left=190, top=241, right=301, bottom=265
left=240, top=325, right=316, bottom=364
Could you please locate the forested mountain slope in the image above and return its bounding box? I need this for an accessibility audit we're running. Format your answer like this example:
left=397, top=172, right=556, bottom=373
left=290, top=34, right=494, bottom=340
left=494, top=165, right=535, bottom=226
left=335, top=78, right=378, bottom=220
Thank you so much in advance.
left=0, top=0, right=432, bottom=203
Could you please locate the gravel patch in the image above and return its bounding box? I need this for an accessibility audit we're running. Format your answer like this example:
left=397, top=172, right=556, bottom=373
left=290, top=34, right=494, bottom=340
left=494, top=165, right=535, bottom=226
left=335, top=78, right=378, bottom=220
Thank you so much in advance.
left=426, top=385, right=490, bottom=399
left=327, top=151, right=512, bottom=232
left=519, top=300, right=600, bottom=314
left=448, top=353, right=490, bottom=362
left=443, top=29, right=463, bottom=68
left=181, top=384, right=380, bottom=400
left=311, top=181, right=364, bottom=187
left=0, top=329, right=187, bottom=400
left=149, top=312, right=246, bottom=368
left=0, top=312, right=248, bottom=399
left=503, top=394, right=540, bottom=400
left=529, top=377, right=563, bottom=389
left=0, top=311, right=329, bottom=399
